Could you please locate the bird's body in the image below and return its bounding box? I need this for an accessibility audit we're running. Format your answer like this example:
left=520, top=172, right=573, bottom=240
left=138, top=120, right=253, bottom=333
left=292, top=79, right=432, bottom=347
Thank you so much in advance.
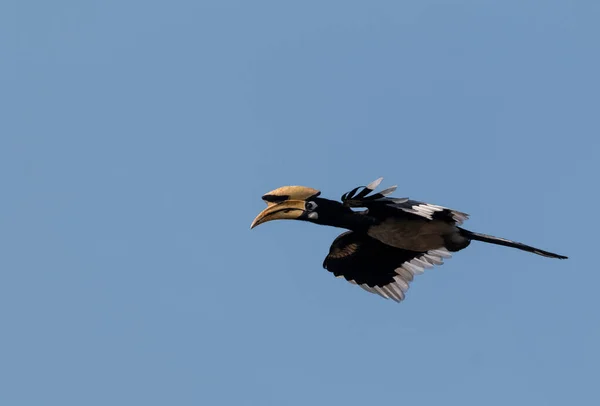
left=251, top=178, right=567, bottom=302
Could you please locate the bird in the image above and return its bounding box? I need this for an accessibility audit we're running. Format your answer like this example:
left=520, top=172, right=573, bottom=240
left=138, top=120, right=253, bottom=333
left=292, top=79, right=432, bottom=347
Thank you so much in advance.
left=250, top=177, right=567, bottom=302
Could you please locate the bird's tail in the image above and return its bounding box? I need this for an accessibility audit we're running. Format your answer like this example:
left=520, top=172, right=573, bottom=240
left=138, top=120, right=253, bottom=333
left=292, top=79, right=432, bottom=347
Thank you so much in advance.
left=458, top=228, right=568, bottom=259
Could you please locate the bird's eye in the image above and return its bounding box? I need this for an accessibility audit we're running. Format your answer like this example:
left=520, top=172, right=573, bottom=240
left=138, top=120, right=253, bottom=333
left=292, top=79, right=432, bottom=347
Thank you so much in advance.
left=305, top=201, right=318, bottom=211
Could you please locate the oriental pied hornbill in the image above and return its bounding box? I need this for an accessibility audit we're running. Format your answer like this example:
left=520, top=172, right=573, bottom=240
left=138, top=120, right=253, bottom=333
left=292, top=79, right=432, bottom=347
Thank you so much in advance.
left=251, top=178, right=567, bottom=302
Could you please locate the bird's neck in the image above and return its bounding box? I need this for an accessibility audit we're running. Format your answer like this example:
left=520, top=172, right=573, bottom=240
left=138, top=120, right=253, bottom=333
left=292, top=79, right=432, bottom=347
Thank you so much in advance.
left=336, top=211, right=375, bottom=232
left=315, top=199, right=375, bottom=232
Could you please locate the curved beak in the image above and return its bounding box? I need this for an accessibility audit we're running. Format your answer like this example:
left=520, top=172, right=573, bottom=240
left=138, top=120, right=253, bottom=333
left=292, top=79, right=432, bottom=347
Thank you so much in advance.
left=250, top=200, right=307, bottom=229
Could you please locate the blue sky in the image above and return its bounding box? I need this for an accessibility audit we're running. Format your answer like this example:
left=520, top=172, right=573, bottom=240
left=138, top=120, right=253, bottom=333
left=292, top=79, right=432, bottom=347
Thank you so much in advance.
left=2, top=1, right=599, bottom=405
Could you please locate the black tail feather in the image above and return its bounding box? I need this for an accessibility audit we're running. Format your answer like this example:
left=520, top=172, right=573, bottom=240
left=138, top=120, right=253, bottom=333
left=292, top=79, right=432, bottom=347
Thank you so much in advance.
left=459, top=228, right=568, bottom=259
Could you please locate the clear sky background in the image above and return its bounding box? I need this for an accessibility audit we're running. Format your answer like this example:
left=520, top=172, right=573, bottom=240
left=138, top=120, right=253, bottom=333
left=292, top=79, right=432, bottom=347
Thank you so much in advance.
left=2, top=1, right=599, bottom=405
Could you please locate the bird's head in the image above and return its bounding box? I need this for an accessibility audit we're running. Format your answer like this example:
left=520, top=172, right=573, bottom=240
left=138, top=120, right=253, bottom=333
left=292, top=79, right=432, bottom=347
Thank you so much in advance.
left=250, top=185, right=324, bottom=229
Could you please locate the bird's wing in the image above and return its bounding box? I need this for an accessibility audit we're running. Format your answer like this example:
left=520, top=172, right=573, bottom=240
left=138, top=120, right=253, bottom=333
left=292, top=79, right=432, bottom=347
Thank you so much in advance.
left=341, top=177, right=469, bottom=225
left=323, top=231, right=453, bottom=302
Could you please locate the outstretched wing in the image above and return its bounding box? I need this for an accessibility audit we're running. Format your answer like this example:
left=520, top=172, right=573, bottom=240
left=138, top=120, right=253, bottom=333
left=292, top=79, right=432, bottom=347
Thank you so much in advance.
left=323, top=231, right=453, bottom=302
left=341, top=177, right=469, bottom=225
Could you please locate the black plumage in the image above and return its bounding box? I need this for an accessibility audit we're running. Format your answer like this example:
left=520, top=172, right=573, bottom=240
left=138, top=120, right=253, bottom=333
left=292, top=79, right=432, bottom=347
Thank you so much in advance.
left=251, top=178, right=567, bottom=302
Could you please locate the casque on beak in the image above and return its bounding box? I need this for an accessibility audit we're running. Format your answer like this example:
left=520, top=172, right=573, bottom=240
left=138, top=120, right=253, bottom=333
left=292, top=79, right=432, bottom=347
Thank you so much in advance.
left=250, top=200, right=308, bottom=229
left=251, top=184, right=321, bottom=229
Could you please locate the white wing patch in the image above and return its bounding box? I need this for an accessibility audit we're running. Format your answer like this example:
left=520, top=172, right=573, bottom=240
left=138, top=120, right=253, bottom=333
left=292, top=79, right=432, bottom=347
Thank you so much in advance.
left=355, top=247, right=453, bottom=303
left=389, top=202, right=469, bottom=225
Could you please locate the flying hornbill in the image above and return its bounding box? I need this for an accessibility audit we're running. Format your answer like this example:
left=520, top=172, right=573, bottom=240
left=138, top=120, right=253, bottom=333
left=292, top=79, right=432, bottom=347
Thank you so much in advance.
left=251, top=178, right=567, bottom=302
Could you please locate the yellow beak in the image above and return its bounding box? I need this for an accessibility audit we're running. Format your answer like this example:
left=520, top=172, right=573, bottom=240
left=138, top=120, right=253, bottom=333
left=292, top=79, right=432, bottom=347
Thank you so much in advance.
left=250, top=200, right=307, bottom=229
